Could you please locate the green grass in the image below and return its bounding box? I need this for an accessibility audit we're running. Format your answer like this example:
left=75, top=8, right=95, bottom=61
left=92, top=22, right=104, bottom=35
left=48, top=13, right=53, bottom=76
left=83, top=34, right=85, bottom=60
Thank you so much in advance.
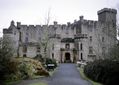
left=49, top=67, right=58, bottom=76
left=5, top=80, right=21, bottom=85
left=78, top=67, right=102, bottom=85
left=31, top=75, right=46, bottom=79
left=29, top=82, right=47, bottom=85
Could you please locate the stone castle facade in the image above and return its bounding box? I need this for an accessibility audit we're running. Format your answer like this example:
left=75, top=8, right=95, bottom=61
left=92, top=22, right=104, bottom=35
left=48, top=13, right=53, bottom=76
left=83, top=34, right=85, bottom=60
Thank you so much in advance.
left=3, top=8, right=117, bottom=63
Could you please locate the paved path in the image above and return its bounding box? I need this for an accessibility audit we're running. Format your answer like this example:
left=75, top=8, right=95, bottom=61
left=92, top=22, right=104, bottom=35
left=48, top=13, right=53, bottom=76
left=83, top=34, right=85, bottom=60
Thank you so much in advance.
left=15, top=64, right=91, bottom=85
left=48, top=64, right=91, bottom=85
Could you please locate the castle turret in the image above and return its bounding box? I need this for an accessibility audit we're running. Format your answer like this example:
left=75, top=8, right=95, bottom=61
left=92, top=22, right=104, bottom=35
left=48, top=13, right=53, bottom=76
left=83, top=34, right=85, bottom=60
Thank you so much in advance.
left=54, top=21, right=58, bottom=25
left=11, top=20, right=15, bottom=26
left=98, top=8, right=117, bottom=55
left=97, top=8, right=117, bottom=24
left=79, top=16, right=84, bottom=21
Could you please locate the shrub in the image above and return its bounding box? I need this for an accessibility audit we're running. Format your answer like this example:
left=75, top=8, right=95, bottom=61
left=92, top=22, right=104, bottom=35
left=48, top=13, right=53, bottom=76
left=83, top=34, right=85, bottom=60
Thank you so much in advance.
left=0, top=37, right=14, bottom=84
left=35, top=69, right=49, bottom=76
left=17, top=58, right=50, bottom=78
left=84, top=60, right=119, bottom=85
left=34, top=54, right=44, bottom=63
left=4, top=57, right=49, bottom=82
left=18, top=62, right=34, bottom=79
left=45, top=58, right=57, bottom=69
left=34, top=55, right=57, bottom=70
left=106, top=45, right=119, bottom=61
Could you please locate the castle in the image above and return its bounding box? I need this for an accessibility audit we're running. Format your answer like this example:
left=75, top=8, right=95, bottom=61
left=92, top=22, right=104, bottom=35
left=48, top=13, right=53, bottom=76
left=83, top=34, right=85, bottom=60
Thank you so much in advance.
left=3, top=8, right=117, bottom=63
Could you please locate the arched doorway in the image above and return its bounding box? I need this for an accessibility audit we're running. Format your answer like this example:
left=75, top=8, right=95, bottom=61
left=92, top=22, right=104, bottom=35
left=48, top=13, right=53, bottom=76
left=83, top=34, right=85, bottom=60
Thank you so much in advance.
left=65, top=52, right=71, bottom=63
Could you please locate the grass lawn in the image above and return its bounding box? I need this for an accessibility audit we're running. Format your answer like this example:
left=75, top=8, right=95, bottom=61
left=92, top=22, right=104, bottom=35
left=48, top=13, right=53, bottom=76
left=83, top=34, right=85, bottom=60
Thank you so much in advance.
left=5, top=80, right=22, bottom=85
left=29, top=82, right=47, bottom=85
left=49, top=66, right=58, bottom=76
left=78, top=67, right=102, bottom=85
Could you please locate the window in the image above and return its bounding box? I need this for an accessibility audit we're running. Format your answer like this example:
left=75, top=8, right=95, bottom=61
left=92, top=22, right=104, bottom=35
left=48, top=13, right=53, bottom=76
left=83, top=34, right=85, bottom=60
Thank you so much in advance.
left=23, top=46, right=27, bottom=53
left=102, top=37, right=104, bottom=42
left=80, top=43, right=83, bottom=50
left=81, top=53, right=83, bottom=60
left=102, top=47, right=106, bottom=55
left=89, top=36, right=92, bottom=42
left=112, top=20, right=115, bottom=27
left=19, top=32, right=22, bottom=42
left=89, top=46, right=93, bottom=54
left=52, top=44, right=54, bottom=50
left=14, top=31, right=16, bottom=35
left=102, top=27, right=105, bottom=32
left=66, top=28, right=69, bottom=34
left=52, top=53, right=54, bottom=59
left=65, top=43, right=70, bottom=49
left=25, top=37, right=28, bottom=42
left=37, top=47, right=40, bottom=52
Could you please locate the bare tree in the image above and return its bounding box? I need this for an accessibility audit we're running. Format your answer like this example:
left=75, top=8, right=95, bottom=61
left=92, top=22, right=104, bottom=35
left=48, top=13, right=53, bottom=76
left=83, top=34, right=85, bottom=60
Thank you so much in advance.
left=39, top=10, right=51, bottom=61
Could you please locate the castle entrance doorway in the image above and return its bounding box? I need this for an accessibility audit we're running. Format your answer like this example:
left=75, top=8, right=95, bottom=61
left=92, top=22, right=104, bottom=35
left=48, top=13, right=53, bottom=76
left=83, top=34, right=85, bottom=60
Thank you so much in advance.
left=65, top=52, right=71, bottom=63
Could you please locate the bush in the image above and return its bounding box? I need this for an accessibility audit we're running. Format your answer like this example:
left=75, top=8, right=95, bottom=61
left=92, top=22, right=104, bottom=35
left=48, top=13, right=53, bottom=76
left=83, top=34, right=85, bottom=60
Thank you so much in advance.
left=45, top=58, right=57, bottom=70
left=0, top=37, right=14, bottom=84
left=34, top=54, right=44, bottom=63
left=18, top=62, right=34, bottom=79
left=17, top=58, right=49, bottom=78
left=84, top=60, right=119, bottom=85
left=34, top=55, right=57, bottom=70
left=35, top=69, right=49, bottom=76
left=5, top=57, right=49, bottom=82
left=106, top=45, right=119, bottom=61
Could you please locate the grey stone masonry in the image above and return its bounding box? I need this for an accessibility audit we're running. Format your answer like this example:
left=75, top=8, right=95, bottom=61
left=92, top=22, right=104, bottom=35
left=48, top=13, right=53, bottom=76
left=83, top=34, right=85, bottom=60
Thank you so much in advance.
left=3, top=8, right=117, bottom=62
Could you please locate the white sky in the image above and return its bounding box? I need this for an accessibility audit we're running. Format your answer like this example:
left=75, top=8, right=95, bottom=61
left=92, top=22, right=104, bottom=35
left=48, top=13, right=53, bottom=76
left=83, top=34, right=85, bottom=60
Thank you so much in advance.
left=0, top=0, right=119, bottom=37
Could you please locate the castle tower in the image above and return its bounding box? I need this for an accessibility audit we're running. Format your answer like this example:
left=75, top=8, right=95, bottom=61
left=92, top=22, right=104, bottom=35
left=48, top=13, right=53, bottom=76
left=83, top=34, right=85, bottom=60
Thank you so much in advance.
left=98, top=8, right=117, bottom=24
left=97, top=8, right=117, bottom=36
left=97, top=8, right=117, bottom=57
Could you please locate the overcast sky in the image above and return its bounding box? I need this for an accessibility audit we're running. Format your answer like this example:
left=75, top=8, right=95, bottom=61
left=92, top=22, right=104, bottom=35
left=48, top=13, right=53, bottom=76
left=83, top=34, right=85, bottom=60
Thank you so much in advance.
left=0, top=0, right=119, bottom=37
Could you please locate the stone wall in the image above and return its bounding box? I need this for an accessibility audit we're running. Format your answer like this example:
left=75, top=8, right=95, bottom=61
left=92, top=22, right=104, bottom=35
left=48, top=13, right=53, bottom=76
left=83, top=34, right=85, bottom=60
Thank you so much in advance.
left=3, top=8, right=117, bottom=62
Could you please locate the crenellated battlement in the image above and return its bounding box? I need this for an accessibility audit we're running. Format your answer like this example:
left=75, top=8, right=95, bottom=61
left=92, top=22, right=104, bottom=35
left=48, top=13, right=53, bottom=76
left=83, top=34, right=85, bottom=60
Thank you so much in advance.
left=83, top=20, right=97, bottom=26
left=98, top=8, right=117, bottom=15
left=4, top=8, right=116, bottom=32
left=36, top=25, right=41, bottom=28
left=97, top=8, right=117, bottom=23
left=3, top=28, right=13, bottom=34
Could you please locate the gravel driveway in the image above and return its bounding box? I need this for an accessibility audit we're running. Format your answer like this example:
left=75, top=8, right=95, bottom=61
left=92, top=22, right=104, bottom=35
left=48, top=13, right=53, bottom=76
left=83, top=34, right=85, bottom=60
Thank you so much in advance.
left=48, top=63, right=91, bottom=85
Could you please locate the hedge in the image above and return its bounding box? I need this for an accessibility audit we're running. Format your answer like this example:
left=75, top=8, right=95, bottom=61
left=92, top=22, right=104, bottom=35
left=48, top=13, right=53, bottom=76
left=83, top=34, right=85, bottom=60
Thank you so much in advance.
left=84, top=60, right=119, bottom=85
